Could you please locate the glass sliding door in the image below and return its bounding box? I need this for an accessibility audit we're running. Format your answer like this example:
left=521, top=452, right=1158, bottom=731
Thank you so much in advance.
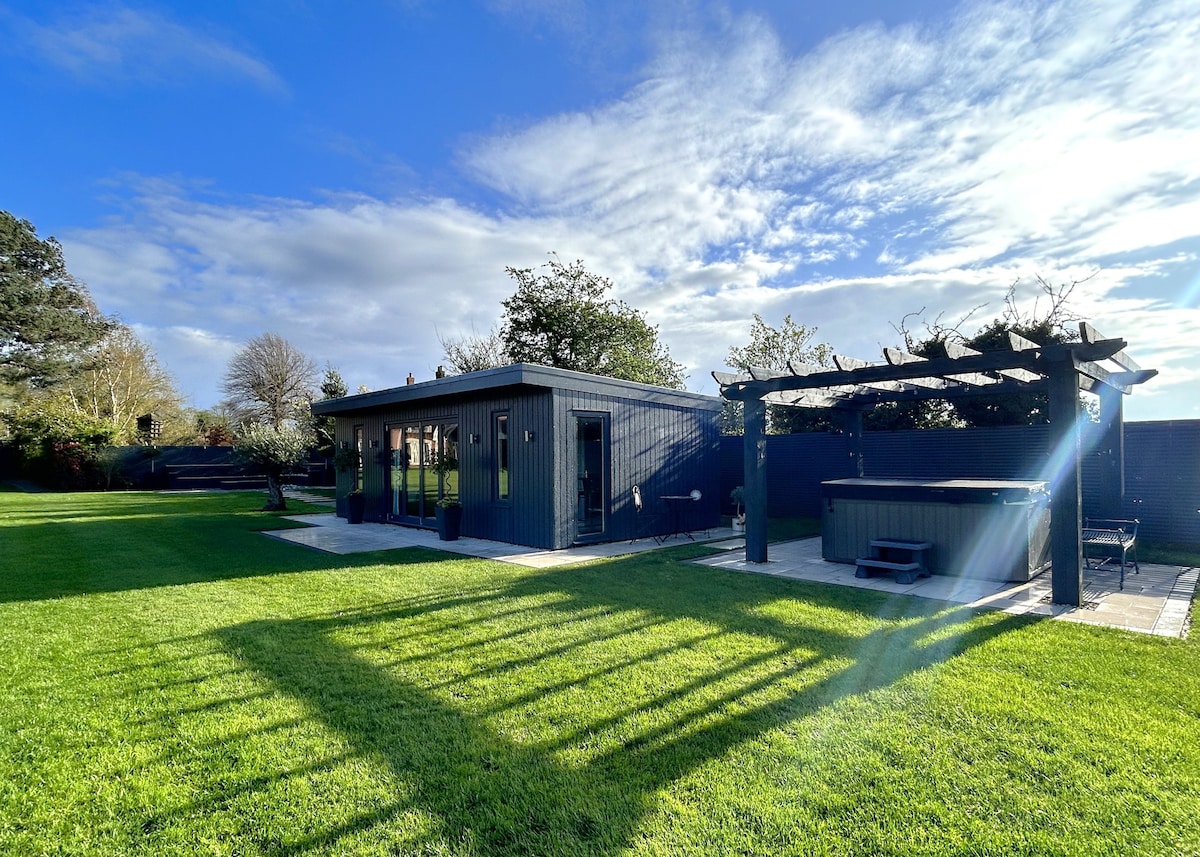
left=388, top=420, right=459, bottom=526
left=575, top=415, right=607, bottom=539
left=389, top=426, right=405, bottom=517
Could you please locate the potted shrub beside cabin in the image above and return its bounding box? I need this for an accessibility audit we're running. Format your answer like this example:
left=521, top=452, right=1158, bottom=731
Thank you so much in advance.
left=335, top=446, right=364, bottom=523
left=435, top=497, right=462, bottom=541
left=730, top=486, right=746, bottom=533
left=346, top=489, right=366, bottom=525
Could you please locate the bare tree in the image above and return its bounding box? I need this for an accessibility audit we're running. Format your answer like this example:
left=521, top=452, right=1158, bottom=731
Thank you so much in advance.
left=64, top=324, right=186, bottom=443
left=222, top=333, right=318, bottom=429
left=439, top=327, right=508, bottom=374
left=222, top=333, right=318, bottom=511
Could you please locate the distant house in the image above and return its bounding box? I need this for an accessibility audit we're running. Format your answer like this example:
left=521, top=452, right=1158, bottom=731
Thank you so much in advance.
left=310, top=364, right=723, bottom=549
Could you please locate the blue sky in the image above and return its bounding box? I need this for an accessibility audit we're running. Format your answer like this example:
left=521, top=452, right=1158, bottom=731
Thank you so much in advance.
left=3, top=0, right=1198, bottom=420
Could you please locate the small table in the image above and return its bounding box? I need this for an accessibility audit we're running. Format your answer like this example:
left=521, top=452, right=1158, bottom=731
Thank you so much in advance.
left=855, top=539, right=933, bottom=585
left=660, top=495, right=696, bottom=541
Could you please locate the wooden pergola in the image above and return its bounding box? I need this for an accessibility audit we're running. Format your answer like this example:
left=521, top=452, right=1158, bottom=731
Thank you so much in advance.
left=714, top=322, right=1156, bottom=606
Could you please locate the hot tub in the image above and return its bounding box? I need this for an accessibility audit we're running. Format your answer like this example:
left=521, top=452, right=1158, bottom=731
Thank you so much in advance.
left=821, top=478, right=1051, bottom=582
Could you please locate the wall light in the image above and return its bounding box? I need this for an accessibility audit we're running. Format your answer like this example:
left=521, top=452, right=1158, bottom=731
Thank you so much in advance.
left=524, top=430, right=536, bottom=442
left=469, top=433, right=481, bottom=444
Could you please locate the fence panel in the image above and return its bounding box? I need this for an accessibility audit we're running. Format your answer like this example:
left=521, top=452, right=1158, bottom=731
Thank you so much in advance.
left=720, top=419, right=1200, bottom=544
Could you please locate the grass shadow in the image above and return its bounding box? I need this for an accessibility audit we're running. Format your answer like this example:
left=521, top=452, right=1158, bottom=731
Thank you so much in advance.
left=212, top=547, right=1031, bottom=854
left=0, top=490, right=454, bottom=603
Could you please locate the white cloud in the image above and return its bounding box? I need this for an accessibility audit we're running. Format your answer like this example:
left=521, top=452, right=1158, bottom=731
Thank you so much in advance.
left=64, top=183, right=584, bottom=406
left=58, top=0, right=1200, bottom=420
left=8, top=5, right=284, bottom=92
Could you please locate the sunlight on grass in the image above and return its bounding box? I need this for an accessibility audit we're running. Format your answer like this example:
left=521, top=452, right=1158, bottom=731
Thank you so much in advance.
left=1, top=491, right=1198, bottom=855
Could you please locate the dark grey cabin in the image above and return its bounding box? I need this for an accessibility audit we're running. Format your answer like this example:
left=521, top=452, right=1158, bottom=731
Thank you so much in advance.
left=310, top=364, right=723, bottom=549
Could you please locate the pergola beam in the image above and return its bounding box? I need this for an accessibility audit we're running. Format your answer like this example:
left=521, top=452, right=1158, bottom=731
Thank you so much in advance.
left=721, top=340, right=1128, bottom=401
left=1082, top=321, right=1142, bottom=372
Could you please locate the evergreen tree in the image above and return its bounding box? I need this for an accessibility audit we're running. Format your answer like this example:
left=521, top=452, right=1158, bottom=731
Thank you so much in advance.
left=1, top=211, right=111, bottom=390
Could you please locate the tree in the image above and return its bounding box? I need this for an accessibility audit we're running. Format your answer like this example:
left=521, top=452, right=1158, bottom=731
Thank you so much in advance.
left=193, top=410, right=235, bottom=446
left=439, top=328, right=507, bottom=375
left=3, top=394, right=118, bottom=489
left=499, top=255, right=686, bottom=389
left=1, top=211, right=111, bottom=390
left=724, top=314, right=833, bottom=434
left=313, top=364, right=347, bottom=458
left=896, top=276, right=1081, bottom=427
left=222, top=332, right=318, bottom=429
left=62, top=324, right=187, bottom=444
left=232, top=423, right=313, bottom=512
left=221, top=333, right=318, bottom=510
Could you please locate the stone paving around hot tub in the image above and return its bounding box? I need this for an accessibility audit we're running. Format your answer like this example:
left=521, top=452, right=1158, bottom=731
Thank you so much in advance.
left=694, top=537, right=1196, bottom=638
left=267, top=505, right=1194, bottom=638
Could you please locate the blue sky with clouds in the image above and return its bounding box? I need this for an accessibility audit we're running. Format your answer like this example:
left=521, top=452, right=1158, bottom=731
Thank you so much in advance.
left=3, top=0, right=1198, bottom=420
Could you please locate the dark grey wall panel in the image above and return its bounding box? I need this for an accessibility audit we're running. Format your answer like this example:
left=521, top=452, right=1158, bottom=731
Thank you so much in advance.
left=551, top=390, right=720, bottom=547
left=1122, top=421, right=1200, bottom=543
left=721, top=419, right=1200, bottom=544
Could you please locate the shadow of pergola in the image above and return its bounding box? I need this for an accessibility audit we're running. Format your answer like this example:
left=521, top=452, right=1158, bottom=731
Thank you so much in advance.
left=208, top=554, right=1031, bottom=854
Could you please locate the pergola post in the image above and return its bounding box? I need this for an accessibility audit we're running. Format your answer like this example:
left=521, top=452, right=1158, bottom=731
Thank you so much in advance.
left=1095, top=386, right=1125, bottom=519
left=842, top=409, right=865, bottom=477
left=1047, top=358, right=1083, bottom=607
left=744, top=398, right=768, bottom=563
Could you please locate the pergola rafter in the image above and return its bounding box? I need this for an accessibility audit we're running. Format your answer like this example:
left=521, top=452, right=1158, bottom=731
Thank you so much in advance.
left=715, top=322, right=1157, bottom=606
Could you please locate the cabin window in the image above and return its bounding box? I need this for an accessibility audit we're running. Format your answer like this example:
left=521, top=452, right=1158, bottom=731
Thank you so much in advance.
left=495, top=413, right=509, bottom=501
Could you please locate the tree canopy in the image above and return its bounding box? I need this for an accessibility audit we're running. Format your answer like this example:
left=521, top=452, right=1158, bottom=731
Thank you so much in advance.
left=62, top=323, right=187, bottom=444
left=439, top=328, right=507, bottom=375
left=1, top=210, right=111, bottom=390
left=896, top=278, right=1080, bottom=427
left=498, top=256, right=686, bottom=389
left=724, top=314, right=833, bottom=434
left=232, top=422, right=314, bottom=511
left=221, top=332, right=318, bottom=430
left=313, top=364, right=347, bottom=458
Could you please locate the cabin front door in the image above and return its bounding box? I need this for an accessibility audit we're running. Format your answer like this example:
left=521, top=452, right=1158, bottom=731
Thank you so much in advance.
left=574, top=414, right=609, bottom=542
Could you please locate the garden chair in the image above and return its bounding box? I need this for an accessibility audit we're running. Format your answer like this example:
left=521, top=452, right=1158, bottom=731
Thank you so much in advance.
left=631, top=484, right=664, bottom=544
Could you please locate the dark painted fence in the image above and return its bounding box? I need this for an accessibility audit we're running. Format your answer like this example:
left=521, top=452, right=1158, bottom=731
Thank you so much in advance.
left=720, top=420, right=1200, bottom=544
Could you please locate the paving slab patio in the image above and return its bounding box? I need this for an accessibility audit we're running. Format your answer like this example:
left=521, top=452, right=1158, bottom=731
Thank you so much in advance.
left=693, top=537, right=1196, bottom=638
left=269, top=512, right=735, bottom=569
left=267, top=513, right=1194, bottom=638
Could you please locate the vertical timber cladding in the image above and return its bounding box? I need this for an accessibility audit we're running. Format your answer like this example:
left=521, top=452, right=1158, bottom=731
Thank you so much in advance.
left=337, top=392, right=558, bottom=544
left=1124, top=420, right=1200, bottom=543
left=551, top=388, right=721, bottom=547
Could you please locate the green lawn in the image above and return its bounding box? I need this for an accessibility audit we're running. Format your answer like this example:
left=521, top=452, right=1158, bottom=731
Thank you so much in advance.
left=1, top=491, right=1198, bottom=856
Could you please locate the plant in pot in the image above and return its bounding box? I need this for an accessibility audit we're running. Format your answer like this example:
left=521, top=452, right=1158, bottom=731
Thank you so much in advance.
left=333, top=446, right=361, bottom=473
left=334, top=447, right=366, bottom=523
left=729, top=485, right=746, bottom=533
left=346, top=488, right=366, bottom=524
left=435, top=496, right=463, bottom=541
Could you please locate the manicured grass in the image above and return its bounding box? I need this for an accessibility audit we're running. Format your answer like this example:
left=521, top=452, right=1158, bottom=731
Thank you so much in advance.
left=1140, top=540, right=1200, bottom=567
left=1, top=492, right=1198, bottom=856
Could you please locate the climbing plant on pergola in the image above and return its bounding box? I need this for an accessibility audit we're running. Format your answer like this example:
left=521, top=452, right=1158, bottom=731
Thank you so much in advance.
left=714, top=322, right=1156, bottom=606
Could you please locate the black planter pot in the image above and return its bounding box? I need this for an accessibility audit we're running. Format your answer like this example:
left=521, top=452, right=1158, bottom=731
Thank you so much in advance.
left=436, top=505, right=462, bottom=541
left=346, top=492, right=366, bottom=525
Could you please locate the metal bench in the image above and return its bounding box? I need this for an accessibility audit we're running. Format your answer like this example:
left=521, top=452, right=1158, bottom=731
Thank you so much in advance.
left=856, top=538, right=933, bottom=585
left=1082, top=518, right=1139, bottom=589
